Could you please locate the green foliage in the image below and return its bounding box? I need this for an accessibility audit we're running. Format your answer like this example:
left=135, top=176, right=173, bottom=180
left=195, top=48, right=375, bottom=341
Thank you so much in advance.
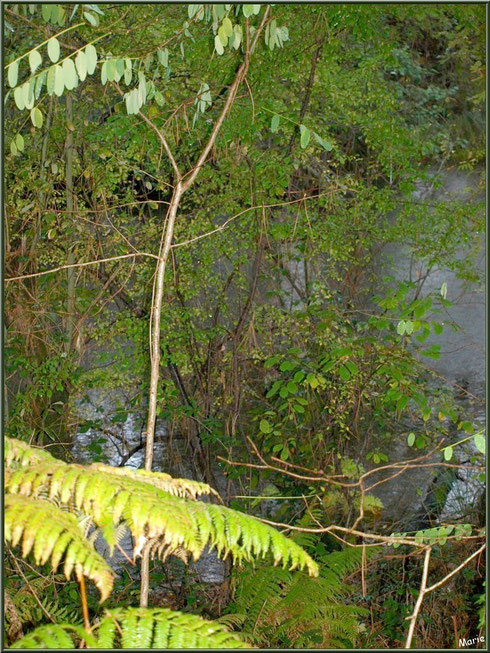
left=5, top=574, right=82, bottom=634
left=5, top=438, right=318, bottom=647
left=4, top=3, right=484, bottom=649
left=5, top=494, right=114, bottom=601
left=11, top=606, right=251, bottom=649
left=6, top=438, right=318, bottom=576
left=225, top=548, right=369, bottom=648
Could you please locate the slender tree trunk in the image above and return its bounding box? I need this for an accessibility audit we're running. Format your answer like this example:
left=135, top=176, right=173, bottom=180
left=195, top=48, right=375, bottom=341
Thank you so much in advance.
left=139, top=10, right=271, bottom=608
left=64, top=94, right=76, bottom=354
left=144, top=183, right=183, bottom=471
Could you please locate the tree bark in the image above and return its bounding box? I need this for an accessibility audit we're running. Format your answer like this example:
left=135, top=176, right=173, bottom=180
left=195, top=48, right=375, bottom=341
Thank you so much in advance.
left=64, top=94, right=76, bottom=354
left=139, top=11, right=271, bottom=607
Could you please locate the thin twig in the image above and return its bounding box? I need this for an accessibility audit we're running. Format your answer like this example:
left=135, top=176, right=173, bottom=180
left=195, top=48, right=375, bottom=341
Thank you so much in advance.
left=405, top=547, right=432, bottom=649
left=5, top=252, right=161, bottom=283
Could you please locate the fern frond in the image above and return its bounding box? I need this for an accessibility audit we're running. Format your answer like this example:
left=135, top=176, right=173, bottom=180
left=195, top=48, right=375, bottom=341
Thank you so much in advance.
left=10, top=608, right=252, bottom=649
left=9, top=623, right=90, bottom=649
left=216, top=613, right=248, bottom=629
left=102, top=607, right=251, bottom=648
left=91, top=464, right=220, bottom=500
left=6, top=439, right=318, bottom=577
left=5, top=437, right=59, bottom=468
left=5, top=495, right=114, bottom=601
left=228, top=550, right=371, bottom=649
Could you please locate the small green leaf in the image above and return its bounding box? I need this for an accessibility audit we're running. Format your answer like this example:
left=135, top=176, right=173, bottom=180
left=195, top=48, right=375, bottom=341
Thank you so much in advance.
left=259, top=419, right=272, bottom=434
left=154, top=90, right=164, bottom=106
left=84, top=11, right=99, bottom=26
left=157, top=49, right=169, bottom=68
left=55, top=5, right=66, bottom=26
left=47, top=37, right=60, bottom=63
left=232, top=25, right=242, bottom=50
left=8, top=61, right=19, bottom=88
left=15, top=133, right=24, bottom=152
left=407, top=432, right=415, bottom=447
left=214, top=35, right=224, bottom=55
left=29, top=49, right=42, bottom=74
left=266, top=380, right=282, bottom=398
left=75, top=51, right=87, bottom=81
left=14, top=85, right=25, bottom=110
left=33, top=70, right=45, bottom=99
left=23, top=80, right=34, bottom=110
left=222, top=17, right=233, bottom=37
left=10, top=139, right=18, bottom=156
left=313, top=132, right=334, bottom=151
left=62, top=58, right=78, bottom=90
left=124, top=57, right=132, bottom=85
left=404, top=320, right=414, bottom=335
left=286, top=381, right=298, bottom=394
left=345, top=360, right=358, bottom=376
left=397, top=320, right=406, bottom=335
left=218, top=25, right=228, bottom=46
left=42, top=4, right=52, bottom=22
left=432, top=322, right=443, bottom=335
left=30, top=107, right=43, bottom=128
left=299, top=124, right=310, bottom=148
left=106, top=59, right=117, bottom=82
left=85, top=44, right=97, bottom=75
left=338, top=365, right=351, bottom=381
left=444, top=446, right=453, bottom=461
left=47, top=66, right=56, bottom=95
left=54, top=64, right=64, bottom=96
left=440, top=282, right=448, bottom=300
left=271, top=114, right=280, bottom=133
left=474, top=433, right=485, bottom=455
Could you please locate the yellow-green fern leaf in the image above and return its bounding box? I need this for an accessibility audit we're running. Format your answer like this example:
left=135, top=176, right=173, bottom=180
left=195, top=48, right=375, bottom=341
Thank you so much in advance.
left=5, top=440, right=318, bottom=576
left=5, top=437, right=58, bottom=469
left=5, top=495, right=114, bottom=601
left=93, top=464, right=219, bottom=500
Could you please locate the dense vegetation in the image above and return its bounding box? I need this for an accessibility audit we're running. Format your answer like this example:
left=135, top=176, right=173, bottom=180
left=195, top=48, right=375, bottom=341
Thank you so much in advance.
left=4, top=3, right=485, bottom=649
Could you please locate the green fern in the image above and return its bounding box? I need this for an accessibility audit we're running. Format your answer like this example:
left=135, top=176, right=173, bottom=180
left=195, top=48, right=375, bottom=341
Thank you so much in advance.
left=5, top=438, right=320, bottom=648
left=5, top=436, right=59, bottom=467
left=225, top=548, right=370, bottom=648
left=6, top=575, right=82, bottom=629
left=90, top=463, right=220, bottom=500
left=10, top=607, right=252, bottom=648
left=9, top=624, right=86, bottom=649
left=5, top=438, right=318, bottom=577
left=5, top=494, right=114, bottom=601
